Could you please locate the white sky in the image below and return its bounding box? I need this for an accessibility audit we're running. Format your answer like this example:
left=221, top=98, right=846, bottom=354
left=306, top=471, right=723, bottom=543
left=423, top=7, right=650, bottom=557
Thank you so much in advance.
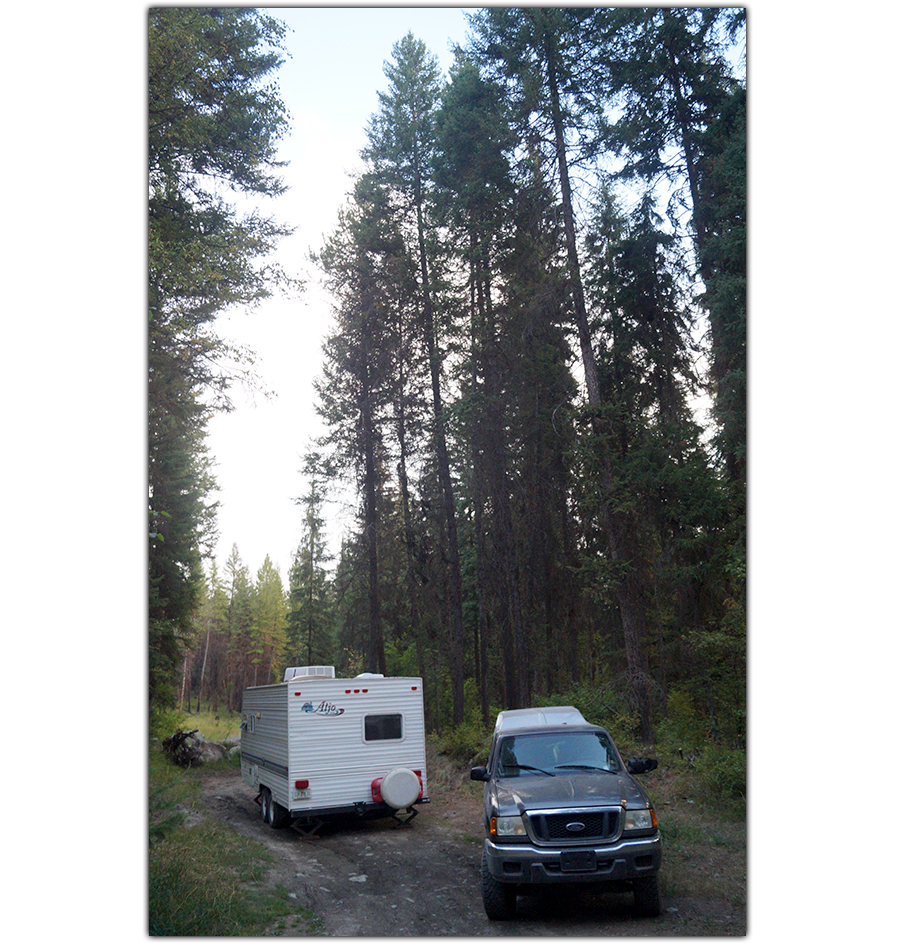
left=206, top=7, right=474, bottom=585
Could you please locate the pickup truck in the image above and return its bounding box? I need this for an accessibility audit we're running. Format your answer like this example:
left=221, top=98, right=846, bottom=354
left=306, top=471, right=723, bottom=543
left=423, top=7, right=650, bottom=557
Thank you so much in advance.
left=470, top=706, right=662, bottom=920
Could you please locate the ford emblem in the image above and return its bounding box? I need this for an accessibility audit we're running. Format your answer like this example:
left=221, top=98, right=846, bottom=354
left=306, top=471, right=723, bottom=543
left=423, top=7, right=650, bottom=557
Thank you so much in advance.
left=566, top=821, right=585, bottom=833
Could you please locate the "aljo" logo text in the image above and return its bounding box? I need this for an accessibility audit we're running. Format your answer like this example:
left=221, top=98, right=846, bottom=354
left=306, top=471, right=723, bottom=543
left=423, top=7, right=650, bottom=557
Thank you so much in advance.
left=301, top=700, right=345, bottom=717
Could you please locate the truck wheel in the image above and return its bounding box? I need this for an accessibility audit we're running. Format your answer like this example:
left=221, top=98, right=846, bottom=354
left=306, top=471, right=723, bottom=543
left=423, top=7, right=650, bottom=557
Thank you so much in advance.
left=481, top=849, right=516, bottom=920
left=632, top=874, right=661, bottom=917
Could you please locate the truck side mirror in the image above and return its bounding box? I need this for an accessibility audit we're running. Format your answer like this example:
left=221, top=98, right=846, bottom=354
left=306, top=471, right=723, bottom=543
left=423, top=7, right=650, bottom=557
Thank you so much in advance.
left=626, top=758, right=658, bottom=775
left=470, top=765, right=489, bottom=781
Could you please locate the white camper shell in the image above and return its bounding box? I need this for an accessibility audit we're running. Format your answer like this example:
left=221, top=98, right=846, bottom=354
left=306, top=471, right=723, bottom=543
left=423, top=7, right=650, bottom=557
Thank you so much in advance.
left=240, top=666, right=429, bottom=831
left=493, top=706, right=589, bottom=734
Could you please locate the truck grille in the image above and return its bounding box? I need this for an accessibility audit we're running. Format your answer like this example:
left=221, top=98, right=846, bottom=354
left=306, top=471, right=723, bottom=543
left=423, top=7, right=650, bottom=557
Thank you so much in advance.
left=527, top=807, right=621, bottom=843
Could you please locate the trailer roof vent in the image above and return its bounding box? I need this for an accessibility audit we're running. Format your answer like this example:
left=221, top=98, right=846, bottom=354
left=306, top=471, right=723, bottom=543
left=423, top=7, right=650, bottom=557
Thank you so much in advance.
left=283, top=666, right=335, bottom=682
left=355, top=672, right=385, bottom=678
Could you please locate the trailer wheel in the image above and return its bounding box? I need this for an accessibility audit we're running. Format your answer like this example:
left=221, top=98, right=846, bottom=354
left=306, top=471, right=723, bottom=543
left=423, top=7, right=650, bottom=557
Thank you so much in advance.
left=269, top=798, right=290, bottom=829
left=260, top=787, right=273, bottom=825
left=260, top=787, right=289, bottom=829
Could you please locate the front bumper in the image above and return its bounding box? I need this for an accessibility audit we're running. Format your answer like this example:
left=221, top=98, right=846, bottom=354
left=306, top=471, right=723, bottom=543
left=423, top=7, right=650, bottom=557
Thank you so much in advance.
left=483, top=832, right=661, bottom=885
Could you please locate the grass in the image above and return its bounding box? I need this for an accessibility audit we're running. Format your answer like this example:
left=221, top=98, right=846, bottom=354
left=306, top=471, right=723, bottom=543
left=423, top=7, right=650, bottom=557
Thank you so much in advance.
left=640, top=762, right=747, bottom=910
left=148, top=744, right=321, bottom=936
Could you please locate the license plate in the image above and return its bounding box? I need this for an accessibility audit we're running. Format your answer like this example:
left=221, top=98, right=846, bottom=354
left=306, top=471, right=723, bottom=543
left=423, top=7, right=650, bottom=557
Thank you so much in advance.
left=292, top=788, right=311, bottom=800
left=560, top=850, right=597, bottom=873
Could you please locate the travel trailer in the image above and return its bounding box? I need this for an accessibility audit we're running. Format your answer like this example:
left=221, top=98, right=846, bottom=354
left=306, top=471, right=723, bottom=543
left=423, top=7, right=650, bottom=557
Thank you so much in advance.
left=240, top=666, right=428, bottom=832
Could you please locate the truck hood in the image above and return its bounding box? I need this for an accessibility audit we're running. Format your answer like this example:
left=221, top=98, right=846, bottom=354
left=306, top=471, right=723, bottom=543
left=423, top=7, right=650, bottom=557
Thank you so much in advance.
left=493, top=771, right=649, bottom=813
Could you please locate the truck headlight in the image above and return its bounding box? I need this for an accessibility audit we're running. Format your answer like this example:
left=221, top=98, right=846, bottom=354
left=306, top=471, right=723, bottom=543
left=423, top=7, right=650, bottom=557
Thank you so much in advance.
left=491, top=814, right=527, bottom=838
left=623, top=808, right=656, bottom=832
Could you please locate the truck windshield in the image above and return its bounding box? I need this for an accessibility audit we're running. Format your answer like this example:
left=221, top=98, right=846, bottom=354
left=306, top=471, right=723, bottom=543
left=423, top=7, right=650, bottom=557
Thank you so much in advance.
left=497, top=731, right=620, bottom=778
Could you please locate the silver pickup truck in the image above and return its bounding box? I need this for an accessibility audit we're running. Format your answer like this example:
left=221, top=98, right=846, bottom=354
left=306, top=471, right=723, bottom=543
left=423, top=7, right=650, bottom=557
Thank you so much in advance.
left=470, top=706, right=662, bottom=920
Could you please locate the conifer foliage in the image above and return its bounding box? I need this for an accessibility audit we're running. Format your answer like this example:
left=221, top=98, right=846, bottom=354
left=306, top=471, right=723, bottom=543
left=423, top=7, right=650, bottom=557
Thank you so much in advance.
left=311, top=12, right=745, bottom=746
left=151, top=9, right=746, bottom=758
left=148, top=8, right=293, bottom=710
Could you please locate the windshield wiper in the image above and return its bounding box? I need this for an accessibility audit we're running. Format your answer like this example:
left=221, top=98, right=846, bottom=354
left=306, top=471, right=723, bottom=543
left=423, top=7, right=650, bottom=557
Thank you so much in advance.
left=508, top=763, right=556, bottom=777
left=555, top=764, right=617, bottom=773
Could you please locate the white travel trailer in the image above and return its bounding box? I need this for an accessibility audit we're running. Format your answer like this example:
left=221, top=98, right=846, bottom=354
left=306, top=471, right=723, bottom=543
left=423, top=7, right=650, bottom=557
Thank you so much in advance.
left=240, top=666, right=429, bottom=832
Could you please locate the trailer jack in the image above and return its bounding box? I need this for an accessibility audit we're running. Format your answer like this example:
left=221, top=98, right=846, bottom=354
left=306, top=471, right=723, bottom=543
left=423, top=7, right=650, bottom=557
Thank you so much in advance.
left=391, top=806, right=419, bottom=827
left=291, top=816, right=325, bottom=838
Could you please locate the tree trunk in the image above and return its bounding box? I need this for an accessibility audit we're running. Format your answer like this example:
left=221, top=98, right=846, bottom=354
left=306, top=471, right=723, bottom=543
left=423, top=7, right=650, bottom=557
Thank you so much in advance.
left=544, top=27, right=654, bottom=740
left=414, top=186, right=466, bottom=725
left=361, top=356, right=386, bottom=675
left=467, top=247, right=491, bottom=725
left=196, top=617, right=211, bottom=714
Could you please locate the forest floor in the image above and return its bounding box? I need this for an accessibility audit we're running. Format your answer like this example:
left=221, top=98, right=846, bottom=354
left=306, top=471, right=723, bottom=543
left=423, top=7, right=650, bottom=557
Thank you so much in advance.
left=189, top=745, right=746, bottom=936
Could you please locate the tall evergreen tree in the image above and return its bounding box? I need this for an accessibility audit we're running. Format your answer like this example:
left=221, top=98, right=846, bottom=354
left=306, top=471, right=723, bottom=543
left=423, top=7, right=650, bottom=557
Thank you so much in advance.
left=594, top=6, right=746, bottom=485
left=315, top=177, right=406, bottom=674
left=287, top=452, right=336, bottom=666
left=223, top=544, right=255, bottom=709
left=469, top=6, right=658, bottom=739
left=362, top=33, right=467, bottom=724
left=148, top=7, right=293, bottom=710
left=253, top=556, right=288, bottom=685
left=434, top=54, right=530, bottom=710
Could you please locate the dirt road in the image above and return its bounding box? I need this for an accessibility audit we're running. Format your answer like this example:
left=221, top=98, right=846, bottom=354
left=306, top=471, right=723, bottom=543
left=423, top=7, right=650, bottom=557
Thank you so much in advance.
left=196, top=766, right=744, bottom=936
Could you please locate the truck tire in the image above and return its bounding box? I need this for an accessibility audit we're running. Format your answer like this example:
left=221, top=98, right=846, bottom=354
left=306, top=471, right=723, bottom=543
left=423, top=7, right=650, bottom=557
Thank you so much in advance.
left=632, top=874, right=661, bottom=917
left=380, top=767, right=421, bottom=810
left=481, top=849, right=516, bottom=920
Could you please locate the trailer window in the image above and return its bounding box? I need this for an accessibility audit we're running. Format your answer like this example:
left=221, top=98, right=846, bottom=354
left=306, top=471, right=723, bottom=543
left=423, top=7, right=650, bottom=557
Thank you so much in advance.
left=364, top=713, right=403, bottom=742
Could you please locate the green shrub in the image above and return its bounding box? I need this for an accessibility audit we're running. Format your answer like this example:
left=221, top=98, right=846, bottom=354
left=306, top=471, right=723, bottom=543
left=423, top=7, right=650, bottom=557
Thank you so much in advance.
left=655, top=689, right=707, bottom=754
left=698, top=744, right=746, bottom=803
left=150, top=704, right=187, bottom=741
left=435, top=718, right=492, bottom=764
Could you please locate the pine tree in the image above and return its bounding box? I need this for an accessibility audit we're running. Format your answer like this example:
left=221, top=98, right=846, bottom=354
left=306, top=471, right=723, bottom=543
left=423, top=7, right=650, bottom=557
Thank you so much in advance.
left=287, top=452, right=336, bottom=666
left=315, top=178, right=407, bottom=675
left=469, top=6, right=659, bottom=739
left=362, top=34, right=467, bottom=724
left=148, top=7, right=293, bottom=710
left=254, top=556, right=288, bottom=685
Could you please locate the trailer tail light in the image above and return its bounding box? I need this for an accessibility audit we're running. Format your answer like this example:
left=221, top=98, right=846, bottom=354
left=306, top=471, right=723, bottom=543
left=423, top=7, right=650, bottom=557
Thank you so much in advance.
left=295, top=780, right=309, bottom=790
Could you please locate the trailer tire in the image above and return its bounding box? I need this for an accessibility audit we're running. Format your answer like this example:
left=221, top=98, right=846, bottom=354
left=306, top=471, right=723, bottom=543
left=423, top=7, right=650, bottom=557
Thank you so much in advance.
left=260, top=787, right=273, bottom=825
left=260, top=787, right=289, bottom=829
left=380, top=767, right=421, bottom=810
left=270, top=798, right=290, bottom=829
